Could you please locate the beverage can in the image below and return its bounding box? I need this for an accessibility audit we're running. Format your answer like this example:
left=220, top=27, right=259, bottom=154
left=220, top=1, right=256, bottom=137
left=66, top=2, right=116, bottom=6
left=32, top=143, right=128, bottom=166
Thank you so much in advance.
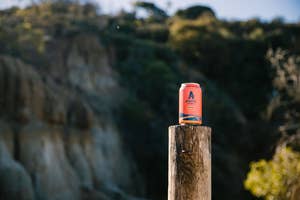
left=179, top=83, right=202, bottom=125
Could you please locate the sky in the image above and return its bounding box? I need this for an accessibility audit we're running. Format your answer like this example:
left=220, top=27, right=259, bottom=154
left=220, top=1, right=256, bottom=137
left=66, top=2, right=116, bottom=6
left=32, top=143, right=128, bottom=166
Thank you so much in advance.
left=1, top=0, right=300, bottom=22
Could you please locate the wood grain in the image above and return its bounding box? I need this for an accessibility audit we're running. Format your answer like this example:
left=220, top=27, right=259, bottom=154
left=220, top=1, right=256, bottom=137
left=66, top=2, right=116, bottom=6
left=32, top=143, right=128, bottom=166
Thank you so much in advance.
left=168, top=125, right=211, bottom=200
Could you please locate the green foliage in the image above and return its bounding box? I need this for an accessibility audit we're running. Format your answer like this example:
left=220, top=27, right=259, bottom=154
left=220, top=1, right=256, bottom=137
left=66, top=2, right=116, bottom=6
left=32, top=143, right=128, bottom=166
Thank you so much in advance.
left=175, top=5, right=215, bottom=19
left=245, top=147, right=300, bottom=200
left=169, top=15, right=273, bottom=118
left=264, top=49, right=300, bottom=140
left=136, top=23, right=169, bottom=42
left=0, top=1, right=101, bottom=64
left=244, top=45, right=300, bottom=200
left=248, top=27, right=264, bottom=40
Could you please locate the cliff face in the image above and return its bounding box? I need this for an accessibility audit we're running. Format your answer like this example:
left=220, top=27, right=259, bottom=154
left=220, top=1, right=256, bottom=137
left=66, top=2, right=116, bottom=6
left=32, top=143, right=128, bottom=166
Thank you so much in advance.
left=0, top=35, right=144, bottom=200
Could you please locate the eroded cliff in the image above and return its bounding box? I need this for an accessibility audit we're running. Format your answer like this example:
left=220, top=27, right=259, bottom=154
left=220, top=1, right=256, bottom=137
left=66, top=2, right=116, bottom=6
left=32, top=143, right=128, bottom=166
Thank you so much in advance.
left=0, top=34, right=144, bottom=200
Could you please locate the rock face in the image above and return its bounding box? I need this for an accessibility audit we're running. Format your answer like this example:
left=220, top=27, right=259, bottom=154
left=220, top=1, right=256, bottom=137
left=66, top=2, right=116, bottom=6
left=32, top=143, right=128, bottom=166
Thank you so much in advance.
left=0, top=123, right=35, bottom=200
left=19, top=122, right=81, bottom=200
left=0, top=35, right=144, bottom=199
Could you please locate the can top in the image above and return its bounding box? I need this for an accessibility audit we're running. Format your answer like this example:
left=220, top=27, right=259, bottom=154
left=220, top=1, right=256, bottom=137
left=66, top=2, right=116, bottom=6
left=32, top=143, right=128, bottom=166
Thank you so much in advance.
left=181, top=83, right=200, bottom=88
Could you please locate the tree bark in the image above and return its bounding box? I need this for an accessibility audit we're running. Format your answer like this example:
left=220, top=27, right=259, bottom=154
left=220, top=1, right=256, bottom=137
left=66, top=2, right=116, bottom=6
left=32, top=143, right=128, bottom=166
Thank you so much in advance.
left=168, top=125, right=211, bottom=200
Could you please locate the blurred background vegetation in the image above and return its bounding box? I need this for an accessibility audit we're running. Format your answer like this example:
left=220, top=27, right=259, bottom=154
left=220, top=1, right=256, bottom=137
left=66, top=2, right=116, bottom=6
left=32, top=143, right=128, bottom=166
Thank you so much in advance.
left=0, top=0, right=300, bottom=200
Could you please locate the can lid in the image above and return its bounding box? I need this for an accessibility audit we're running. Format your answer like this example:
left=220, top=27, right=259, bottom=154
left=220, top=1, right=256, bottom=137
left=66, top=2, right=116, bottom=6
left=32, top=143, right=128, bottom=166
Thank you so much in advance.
left=181, top=83, right=200, bottom=87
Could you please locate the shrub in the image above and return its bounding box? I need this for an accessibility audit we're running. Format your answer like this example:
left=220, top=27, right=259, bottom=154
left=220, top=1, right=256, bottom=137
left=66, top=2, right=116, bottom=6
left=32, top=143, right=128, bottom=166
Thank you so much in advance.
left=245, top=147, right=300, bottom=200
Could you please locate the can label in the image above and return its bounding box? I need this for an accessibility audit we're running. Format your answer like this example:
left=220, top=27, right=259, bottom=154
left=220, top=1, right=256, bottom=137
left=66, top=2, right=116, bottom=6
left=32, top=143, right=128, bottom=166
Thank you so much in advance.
left=179, top=83, right=202, bottom=125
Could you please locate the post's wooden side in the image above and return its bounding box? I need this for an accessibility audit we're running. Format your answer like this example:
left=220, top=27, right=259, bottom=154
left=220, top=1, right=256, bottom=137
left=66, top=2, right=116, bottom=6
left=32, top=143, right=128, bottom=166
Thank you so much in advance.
left=168, top=125, right=211, bottom=200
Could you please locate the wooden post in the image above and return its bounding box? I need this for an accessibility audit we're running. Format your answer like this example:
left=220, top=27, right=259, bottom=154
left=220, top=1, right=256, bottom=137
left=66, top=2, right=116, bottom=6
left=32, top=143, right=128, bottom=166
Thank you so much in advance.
left=168, top=125, right=211, bottom=200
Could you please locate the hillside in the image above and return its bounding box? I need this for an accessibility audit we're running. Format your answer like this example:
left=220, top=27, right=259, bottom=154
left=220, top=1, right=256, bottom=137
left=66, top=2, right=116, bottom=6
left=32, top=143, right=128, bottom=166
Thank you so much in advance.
left=0, top=2, right=300, bottom=200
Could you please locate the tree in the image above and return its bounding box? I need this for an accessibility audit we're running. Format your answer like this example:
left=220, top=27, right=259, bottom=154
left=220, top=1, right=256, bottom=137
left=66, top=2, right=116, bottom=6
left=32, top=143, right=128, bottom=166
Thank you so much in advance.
left=244, top=147, right=300, bottom=200
left=175, top=5, right=215, bottom=19
left=134, top=1, right=167, bottom=21
left=245, top=49, right=300, bottom=200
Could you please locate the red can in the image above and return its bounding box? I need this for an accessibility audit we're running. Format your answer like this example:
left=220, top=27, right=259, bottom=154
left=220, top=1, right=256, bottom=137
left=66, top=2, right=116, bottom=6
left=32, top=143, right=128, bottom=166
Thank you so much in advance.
left=179, top=83, right=202, bottom=125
